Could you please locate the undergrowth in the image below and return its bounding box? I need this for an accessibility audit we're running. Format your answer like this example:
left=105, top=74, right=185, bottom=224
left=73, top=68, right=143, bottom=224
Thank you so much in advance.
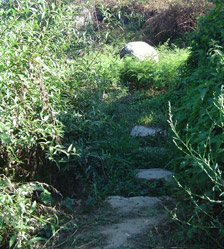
left=168, top=1, right=224, bottom=247
left=120, top=44, right=189, bottom=89
left=0, top=176, right=58, bottom=248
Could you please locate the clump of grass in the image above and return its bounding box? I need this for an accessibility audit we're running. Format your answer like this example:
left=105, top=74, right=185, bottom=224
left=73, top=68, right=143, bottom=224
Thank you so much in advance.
left=119, top=44, right=189, bottom=90
left=0, top=176, right=58, bottom=248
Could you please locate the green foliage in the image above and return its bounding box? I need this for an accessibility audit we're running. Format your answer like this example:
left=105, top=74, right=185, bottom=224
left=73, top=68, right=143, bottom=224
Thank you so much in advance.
left=119, top=46, right=189, bottom=90
left=95, top=0, right=147, bottom=31
left=190, top=1, right=224, bottom=66
left=0, top=175, right=57, bottom=248
left=0, top=0, right=89, bottom=247
left=170, top=2, right=224, bottom=246
left=0, top=0, right=80, bottom=176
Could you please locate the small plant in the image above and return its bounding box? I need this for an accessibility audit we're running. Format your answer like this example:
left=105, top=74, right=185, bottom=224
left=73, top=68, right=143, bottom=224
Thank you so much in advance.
left=0, top=175, right=58, bottom=248
left=119, top=45, right=189, bottom=90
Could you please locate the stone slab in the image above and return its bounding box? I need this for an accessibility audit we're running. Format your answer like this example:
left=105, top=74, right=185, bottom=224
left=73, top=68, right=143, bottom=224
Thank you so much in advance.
left=101, top=216, right=164, bottom=249
left=136, top=168, right=174, bottom=182
left=106, top=196, right=161, bottom=215
left=131, top=126, right=162, bottom=137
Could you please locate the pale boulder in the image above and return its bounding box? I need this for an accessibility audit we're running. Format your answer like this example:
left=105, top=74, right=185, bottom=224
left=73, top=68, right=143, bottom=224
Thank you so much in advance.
left=120, top=41, right=159, bottom=62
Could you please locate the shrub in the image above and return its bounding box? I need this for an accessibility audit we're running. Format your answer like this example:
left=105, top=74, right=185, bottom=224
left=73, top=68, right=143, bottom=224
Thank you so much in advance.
left=0, top=175, right=57, bottom=248
left=142, top=0, right=211, bottom=45
left=170, top=1, right=224, bottom=246
left=0, top=1, right=86, bottom=246
left=0, top=0, right=80, bottom=179
left=119, top=45, right=189, bottom=90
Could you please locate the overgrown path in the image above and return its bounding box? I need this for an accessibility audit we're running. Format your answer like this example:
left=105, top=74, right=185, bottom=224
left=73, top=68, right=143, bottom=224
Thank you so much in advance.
left=61, top=90, right=176, bottom=249
left=75, top=171, right=174, bottom=249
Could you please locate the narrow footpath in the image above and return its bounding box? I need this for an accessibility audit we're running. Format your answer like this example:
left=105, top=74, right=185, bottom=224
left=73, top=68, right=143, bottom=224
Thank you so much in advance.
left=71, top=126, right=174, bottom=249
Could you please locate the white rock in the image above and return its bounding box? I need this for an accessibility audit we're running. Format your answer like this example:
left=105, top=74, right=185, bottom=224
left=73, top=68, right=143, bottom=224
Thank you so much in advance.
left=131, top=125, right=162, bottom=137
left=136, top=168, right=174, bottom=182
left=120, top=41, right=159, bottom=62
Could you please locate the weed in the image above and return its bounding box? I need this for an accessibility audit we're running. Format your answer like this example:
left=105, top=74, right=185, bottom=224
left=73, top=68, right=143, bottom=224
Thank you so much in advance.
left=119, top=44, right=189, bottom=90
left=168, top=1, right=224, bottom=246
left=0, top=176, right=58, bottom=248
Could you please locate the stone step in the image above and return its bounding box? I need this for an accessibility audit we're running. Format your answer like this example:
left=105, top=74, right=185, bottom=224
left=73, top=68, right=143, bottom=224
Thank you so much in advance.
left=100, top=216, right=165, bottom=249
left=99, top=195, right=168, bottom=249
left=106, top=196, right=161, bottom=216
left=131, top=125, right=164, bottom=137
left=136, top=168, right=174, bottom=182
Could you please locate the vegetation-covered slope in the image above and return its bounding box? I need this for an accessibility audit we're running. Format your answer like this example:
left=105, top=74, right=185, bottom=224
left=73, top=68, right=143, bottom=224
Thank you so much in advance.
left=169, top=0, right=224, bottom=246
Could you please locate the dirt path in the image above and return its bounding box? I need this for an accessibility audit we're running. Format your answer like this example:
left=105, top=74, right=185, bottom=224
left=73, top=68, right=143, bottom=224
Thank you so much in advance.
left=97, top=194, right=171, bottom=249
left=70, top=127, right=174, bottom=249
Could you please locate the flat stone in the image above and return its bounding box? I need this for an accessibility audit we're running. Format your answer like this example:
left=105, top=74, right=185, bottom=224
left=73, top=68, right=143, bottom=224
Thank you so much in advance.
left=106, top=196, right=161, bottom=215
left=101, top=216, right=164, bottom=249
left=101, top=196, right=167, bottom=248
left=136, top=168, right=174, bottom=182
left=80, top=195, right=171, bottom=248
left=131, top=126, right=162, bottom=137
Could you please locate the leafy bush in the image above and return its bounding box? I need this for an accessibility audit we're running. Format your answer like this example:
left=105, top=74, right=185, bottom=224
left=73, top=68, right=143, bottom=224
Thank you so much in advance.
left=119, top=45, right=189, bottom=90
left=0, top=1, right=89, bottom=247
left=0, top=175, right=57, bottom=248
left=190, top=0, right=224, bottom=66
left=170, top=1, right=224, bottom=246
left=0, top=0, right=81, bottom=178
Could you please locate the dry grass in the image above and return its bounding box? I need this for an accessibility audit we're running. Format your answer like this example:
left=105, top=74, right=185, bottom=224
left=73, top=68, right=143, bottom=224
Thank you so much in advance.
left=142, top=0, right=212, bottom=44
left=91, top=0, right=212, bottom=45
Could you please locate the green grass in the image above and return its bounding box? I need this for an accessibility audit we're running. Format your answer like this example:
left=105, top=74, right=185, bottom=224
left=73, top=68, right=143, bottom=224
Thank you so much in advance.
left=119, top=44, right=189, bottom=90
left=66, top=45, right=185, bottom=199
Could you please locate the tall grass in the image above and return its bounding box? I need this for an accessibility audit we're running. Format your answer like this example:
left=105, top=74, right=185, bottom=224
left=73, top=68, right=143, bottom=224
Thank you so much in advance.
left=119, top=45, right=189, bottom=90
left=169, top=1, right=224, bottom=246
left=0, top=0, right=88, bottom=247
